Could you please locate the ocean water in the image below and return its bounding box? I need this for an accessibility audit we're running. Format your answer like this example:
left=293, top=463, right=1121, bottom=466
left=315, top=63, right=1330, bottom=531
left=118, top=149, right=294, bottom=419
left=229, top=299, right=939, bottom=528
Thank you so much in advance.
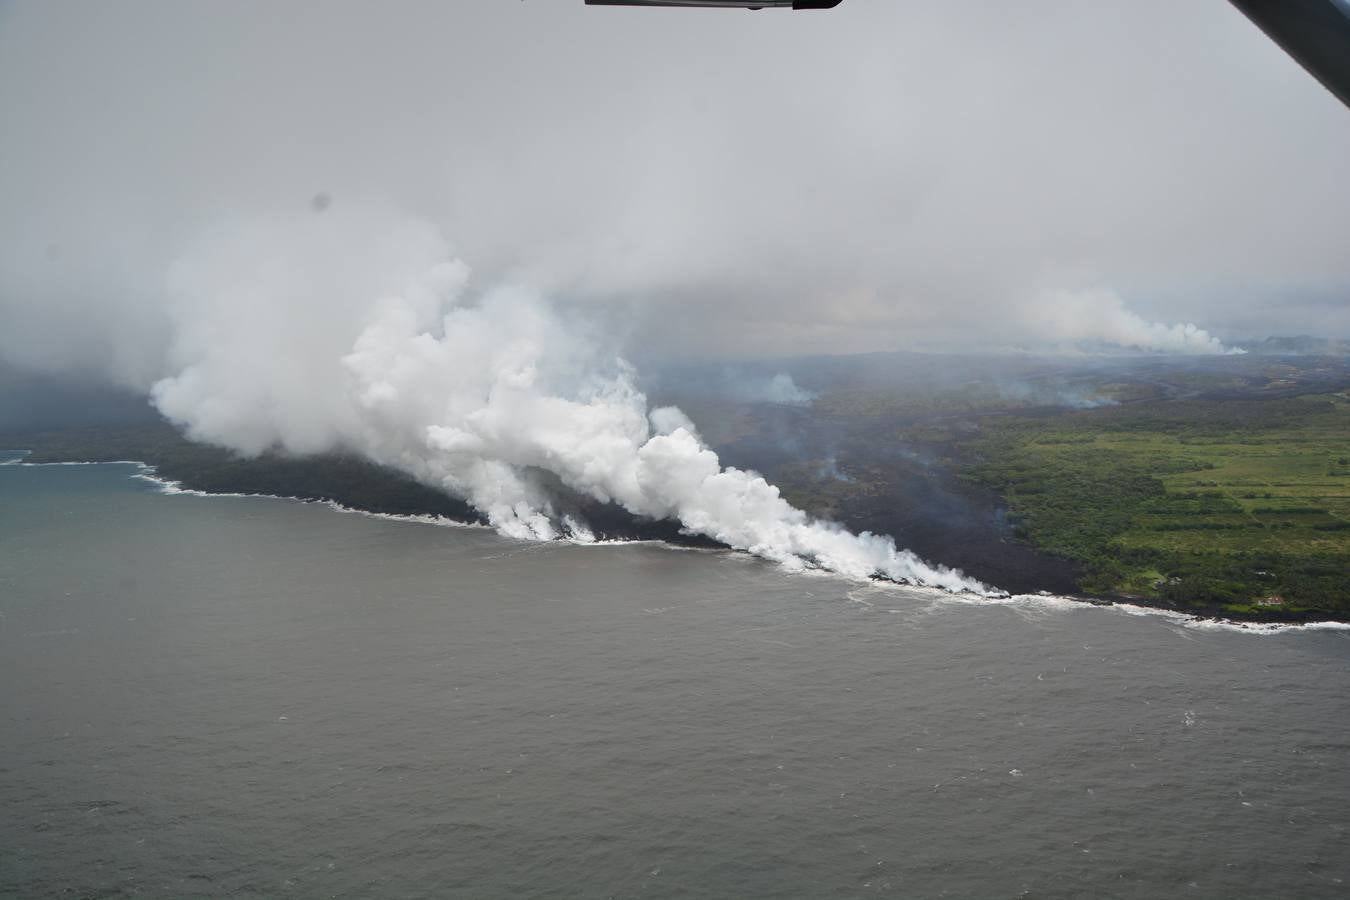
left=2, top=458, right=1349, bottom=899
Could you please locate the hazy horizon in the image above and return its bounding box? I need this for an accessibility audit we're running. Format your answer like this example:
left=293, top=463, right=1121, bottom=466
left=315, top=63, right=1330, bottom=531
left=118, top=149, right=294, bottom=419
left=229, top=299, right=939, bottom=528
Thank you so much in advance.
left=2, top=0, right=1349, bottom=390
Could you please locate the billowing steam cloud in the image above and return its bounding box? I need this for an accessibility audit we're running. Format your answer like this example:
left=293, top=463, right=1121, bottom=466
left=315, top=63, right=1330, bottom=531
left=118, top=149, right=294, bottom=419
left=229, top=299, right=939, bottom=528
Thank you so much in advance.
left=149, top=209, right=989, bottom=594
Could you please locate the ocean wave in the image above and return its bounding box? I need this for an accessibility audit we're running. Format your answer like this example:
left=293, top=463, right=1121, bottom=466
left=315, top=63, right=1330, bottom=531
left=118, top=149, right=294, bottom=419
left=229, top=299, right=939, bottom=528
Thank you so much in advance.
left=1176, top=616, right=1350, bottom=636
left=5, top=458, right=146, bottom=467
left=844, top=579, right=1350, bottom=635
left=320, top=500, right=487, bottom=530
left=974, top=592, right=1350, bottom=635
left=569, top=538, right=690, bottom=548
left=1103, top=600, right=1350, bottom=634
left=113, top=459, right=488, bottom=530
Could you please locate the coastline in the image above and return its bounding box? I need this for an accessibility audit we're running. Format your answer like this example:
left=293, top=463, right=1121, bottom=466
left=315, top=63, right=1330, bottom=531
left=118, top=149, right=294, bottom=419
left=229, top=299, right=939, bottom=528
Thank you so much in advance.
left=7, top=443, right=1348, bottom=630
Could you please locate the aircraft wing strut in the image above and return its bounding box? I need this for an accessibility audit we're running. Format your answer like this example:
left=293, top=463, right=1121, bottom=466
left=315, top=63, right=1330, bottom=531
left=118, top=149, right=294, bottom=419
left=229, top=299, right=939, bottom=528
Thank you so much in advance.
left=584, top=1, right=842, bottom=9
left=585, top=0, right=1350, bottom=111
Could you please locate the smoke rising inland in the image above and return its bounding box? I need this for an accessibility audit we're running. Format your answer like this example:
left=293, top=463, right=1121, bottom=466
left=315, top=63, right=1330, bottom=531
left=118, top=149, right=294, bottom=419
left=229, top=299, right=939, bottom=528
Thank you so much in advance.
left=143, top=211, right=990, bottom=595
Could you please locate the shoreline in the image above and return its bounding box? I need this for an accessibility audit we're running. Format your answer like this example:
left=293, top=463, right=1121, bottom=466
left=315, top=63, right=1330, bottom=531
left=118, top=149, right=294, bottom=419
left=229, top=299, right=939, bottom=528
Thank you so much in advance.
left=8, top=448, right=1348, bottom=630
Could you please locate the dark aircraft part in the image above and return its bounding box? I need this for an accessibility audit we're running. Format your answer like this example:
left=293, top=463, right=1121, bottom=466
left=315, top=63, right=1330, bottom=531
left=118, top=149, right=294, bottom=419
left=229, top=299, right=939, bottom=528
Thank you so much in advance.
left=1228, top=0, right=1350, bottom=109
left=584, top=1, right=842, bottom=8
left=583, top=0, right=1349, bottom=111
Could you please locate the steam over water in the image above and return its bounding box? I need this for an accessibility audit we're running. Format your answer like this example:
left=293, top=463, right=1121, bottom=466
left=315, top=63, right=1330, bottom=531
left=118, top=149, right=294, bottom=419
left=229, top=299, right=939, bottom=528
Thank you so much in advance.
left=4, top=461, right=1350, bottom=898
left=145, top=212, right=986, bottom=594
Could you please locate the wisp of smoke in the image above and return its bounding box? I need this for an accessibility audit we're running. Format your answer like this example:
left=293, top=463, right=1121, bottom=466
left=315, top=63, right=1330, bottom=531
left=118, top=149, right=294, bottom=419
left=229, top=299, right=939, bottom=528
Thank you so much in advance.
left=995, top=380, right=1117, bottom=410
left=726, top=371, right=817, bottom=407
left=1037, top=288, right=1245, bottom=356
left=149, top=210, right=991, bottom=595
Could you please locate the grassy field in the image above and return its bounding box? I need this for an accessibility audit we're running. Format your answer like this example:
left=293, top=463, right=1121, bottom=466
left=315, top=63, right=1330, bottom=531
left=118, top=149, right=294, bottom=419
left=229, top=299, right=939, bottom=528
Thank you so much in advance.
left=963, top=392, right=1350, bottom=613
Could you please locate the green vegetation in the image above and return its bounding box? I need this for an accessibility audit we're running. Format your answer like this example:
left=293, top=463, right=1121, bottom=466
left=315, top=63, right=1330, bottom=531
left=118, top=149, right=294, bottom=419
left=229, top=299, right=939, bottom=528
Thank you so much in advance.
left=963, top=392, right=1350, bottom=613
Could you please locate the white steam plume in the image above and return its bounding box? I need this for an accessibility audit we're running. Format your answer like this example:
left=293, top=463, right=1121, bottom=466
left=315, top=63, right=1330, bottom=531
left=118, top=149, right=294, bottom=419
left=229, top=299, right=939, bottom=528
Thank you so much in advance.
left=1036, top=288, right=1244, bottom=355
left=149, top=210, right=991, bottom=595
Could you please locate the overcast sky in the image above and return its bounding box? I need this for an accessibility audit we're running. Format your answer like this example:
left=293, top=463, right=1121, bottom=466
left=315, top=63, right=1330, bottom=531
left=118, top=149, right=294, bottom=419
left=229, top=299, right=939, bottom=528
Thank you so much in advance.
left=2, top=0, right=1348, bottom=383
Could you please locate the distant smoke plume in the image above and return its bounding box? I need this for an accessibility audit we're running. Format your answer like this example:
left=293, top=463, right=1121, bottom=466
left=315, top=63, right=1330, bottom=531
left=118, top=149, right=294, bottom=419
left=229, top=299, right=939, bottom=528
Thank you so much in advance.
left=1035, top=288, right=1244, bottom=355
left=995, top=380, right=1116, bottom=410
left=816, top=455, right=853, bottom=483
left=726, top=372, right=817, bottom=406
left=148, top=210, right=988, bottom=593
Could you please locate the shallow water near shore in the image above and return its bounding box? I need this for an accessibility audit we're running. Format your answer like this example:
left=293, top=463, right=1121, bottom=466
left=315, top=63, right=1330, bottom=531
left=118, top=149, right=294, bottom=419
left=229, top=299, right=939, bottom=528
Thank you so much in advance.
left=3, top=460, right=1349, bottom=898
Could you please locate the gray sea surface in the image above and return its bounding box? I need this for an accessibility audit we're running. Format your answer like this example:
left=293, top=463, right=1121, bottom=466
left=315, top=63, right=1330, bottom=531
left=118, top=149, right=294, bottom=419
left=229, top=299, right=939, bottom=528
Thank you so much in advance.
left=2, top=457, right=1349, bottom=899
